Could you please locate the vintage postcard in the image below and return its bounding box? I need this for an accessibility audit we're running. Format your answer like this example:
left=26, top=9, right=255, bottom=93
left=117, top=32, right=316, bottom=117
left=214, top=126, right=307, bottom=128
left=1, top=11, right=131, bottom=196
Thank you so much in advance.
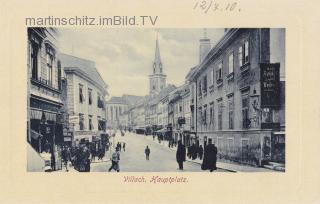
left=26, top=28, right=285, bottom=173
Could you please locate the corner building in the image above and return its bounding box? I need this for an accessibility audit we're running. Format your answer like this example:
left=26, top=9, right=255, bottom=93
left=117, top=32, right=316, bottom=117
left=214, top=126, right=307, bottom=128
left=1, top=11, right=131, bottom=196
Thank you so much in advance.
left=189, top=28, right=285, bottom=166
left=60, top=54, right=108, bottom=145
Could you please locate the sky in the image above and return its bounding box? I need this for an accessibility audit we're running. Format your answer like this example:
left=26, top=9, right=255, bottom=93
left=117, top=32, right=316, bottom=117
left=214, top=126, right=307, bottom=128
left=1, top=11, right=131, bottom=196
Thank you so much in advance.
left=59, top=28, right=225, bottom=98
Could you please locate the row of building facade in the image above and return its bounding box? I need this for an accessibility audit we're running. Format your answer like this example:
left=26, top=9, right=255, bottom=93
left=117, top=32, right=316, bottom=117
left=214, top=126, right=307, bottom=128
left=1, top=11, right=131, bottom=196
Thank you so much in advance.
left=27, top=28, right=109, bottom=171
left=106, top=28, right=285, bottom=166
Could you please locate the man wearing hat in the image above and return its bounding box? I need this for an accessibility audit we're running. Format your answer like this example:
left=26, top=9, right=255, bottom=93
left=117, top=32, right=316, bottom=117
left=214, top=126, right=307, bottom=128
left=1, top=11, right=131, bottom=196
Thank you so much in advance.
left=201, top=138, right=218, bottom=172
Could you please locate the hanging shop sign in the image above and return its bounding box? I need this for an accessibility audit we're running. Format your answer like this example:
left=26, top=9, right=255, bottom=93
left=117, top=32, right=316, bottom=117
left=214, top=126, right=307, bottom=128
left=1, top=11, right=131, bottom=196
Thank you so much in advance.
left=260, top=63, right=280, bottom=108
left=69, top=115, right=79, bottom=124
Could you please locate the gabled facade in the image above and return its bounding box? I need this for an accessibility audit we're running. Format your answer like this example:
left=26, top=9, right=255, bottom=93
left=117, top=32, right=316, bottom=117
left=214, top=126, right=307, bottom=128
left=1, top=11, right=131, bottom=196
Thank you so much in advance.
left=60, top=54, right=108, bottom=144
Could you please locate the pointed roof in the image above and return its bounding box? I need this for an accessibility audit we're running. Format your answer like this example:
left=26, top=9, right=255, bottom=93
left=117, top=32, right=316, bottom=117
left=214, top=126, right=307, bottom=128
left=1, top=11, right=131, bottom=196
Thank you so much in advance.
left=154, top=35, right=161, bottom=64
left=59, top=53, right=108, bottom=95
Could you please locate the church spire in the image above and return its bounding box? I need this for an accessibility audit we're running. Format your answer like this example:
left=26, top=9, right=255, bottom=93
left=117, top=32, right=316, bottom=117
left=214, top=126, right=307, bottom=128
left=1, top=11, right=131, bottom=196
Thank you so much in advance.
left=154, top=33, right=161, bottom=65
left=149, top=32, right=166, bottom=96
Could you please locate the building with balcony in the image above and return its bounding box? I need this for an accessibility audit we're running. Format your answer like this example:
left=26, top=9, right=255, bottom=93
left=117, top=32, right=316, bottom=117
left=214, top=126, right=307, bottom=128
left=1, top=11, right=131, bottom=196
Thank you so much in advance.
left=27, top=27, right=64, bottom=171
left=189, top=28, right=285, bottom=166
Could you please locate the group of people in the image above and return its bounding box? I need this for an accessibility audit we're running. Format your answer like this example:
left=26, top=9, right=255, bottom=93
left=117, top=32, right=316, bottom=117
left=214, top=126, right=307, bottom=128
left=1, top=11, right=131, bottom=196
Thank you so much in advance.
left=108, top=142, right=126, bottom=172
left=116, top=142, right=126, bottom=152
left=69, top=145, right=92, bottom=172
left=176, top=138, right=218, bottom=172
left=107, top=134, right=218, bottom=172
left=61, top=143, right=108, bottom=172
left=187, top=144, right=204, bottom=160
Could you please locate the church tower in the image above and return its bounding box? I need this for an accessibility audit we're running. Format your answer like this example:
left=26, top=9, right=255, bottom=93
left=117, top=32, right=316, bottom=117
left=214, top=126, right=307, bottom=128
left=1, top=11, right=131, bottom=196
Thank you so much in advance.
left=149, top=35, right=166, bottom=96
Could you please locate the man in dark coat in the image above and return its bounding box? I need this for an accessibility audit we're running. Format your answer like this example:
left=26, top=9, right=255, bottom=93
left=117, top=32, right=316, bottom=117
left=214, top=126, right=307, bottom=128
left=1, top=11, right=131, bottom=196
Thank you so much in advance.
left=145, top=146, right=150, bottom=160
left=201, top=138, right=217, bottom=172
left=176, top=140, right=186, bottom=170
left=198, top=145, right=204, bottom=160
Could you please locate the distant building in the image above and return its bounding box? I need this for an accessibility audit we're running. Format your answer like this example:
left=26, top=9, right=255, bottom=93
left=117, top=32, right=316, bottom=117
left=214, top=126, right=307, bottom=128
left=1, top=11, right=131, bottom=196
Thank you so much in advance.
left=128, top=98, right=147, bottom=134
left=106, top=95, right=144, bottom=130
left=145, top=85, right=176, bottom=135
left=59, top=54, right=108, bottom=144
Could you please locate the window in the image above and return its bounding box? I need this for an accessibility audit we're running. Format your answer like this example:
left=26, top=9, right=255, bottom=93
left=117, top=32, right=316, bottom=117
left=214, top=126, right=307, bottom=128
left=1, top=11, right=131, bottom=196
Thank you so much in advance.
left=89, top=115, right=93, bottom=130
left=202, top=75, right=207, bottom=94
left=241, top=139, right=249, bottom=160
left=88, top=89, right=92, bottom=105
left=238, top=46, right=243, bottom=67
left=244, top=41, right=249, bottom=63
left=46, top=45, right=54, bottom=86
left=210, top=69, right=214, bottom=85
left=242, top=94, right=250, bottom=128
left=79, top=114, right=85, bottom=130
left=110, top=107, right=113, bottom=121
left=30, top=40, right=39, bottom=80
left=218, top=101, right=223, bottom=130
left=228, top=52, right=234, bottom=74
left=198, top=107, right=202, bottom=125
left=203, top=105, right=207, bottom=126
left=97, top=93, right=104, bottom=109
left=216, top=62, right=222, bottom=82
left=239, top=40, right=249, bottom=67
left=209, top=102, right=214, bottom=128
left=79, top=84, right=84, bottom=103
left=198, top=80, right=202, bottom=96
left=228, top=97, right=234, bottom=129
left=227, top=138, right=234, bottom=152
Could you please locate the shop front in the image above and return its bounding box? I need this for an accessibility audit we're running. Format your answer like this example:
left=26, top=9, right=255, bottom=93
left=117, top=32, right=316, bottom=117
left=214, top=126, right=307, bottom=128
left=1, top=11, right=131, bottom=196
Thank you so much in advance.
left=29, top=108, right=63, bottom=171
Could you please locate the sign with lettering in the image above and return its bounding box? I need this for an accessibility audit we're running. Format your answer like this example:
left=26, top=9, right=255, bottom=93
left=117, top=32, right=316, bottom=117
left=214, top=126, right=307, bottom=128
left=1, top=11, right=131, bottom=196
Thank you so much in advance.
left=69, top=115, right=79, bottom=124
left=260, top=63, right=280, bottom=108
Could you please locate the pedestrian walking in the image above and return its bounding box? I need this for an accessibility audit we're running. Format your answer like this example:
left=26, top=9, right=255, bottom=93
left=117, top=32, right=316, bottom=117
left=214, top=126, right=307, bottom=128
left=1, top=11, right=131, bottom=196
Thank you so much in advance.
left=191, top=143, right=197, bottom=160
left=201, top=139, right=218, bottom=172
left=122, top=142, right=126, bottom=152
left=198, top=145, right=204, bottom=160
left=176, top=140, right=186, bottom=170
left=145, top=146, right=150, bottom=160
left=108, top=147, right=120, bottom=172
left=61, top=146, right=71, bottom=171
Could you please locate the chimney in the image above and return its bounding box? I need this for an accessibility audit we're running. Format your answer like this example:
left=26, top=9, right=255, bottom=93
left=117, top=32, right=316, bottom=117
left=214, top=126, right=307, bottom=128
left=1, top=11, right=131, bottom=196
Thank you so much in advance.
left=199, top=28, right=211, bottom=63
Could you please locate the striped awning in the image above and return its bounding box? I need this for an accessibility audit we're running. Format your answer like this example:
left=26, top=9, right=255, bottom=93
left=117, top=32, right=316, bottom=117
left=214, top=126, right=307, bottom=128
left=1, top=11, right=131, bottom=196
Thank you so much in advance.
left=30, top=109, right=56, bottom=122
left=44, top=112, right=56, bottom=122
left=30, top=109, right=42, bottom=120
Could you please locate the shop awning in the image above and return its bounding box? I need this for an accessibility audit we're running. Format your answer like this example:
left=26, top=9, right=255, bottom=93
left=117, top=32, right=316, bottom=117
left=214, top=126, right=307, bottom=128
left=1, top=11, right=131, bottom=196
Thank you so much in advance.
left=155, top=128, right=167, bottom=133
left=273, top=131, right=285, bottom=135
left=30, top=109, right=42, bottom=120
left=31, top=130, right=43, bottom=140
left=44, top=112, right=56, bottom=122
left=30, top=109, right=57, bottom=122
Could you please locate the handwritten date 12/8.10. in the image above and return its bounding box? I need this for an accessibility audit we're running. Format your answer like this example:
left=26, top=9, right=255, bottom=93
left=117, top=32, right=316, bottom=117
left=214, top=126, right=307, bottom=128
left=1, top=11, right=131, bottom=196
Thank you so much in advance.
left=193, top=0, right=241, bottom=13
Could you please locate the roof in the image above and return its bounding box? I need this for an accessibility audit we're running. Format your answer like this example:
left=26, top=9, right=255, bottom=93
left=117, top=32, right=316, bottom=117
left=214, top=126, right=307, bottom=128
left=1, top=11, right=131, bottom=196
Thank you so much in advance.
left=107, top=97, right=127, bottom=104
left=148, top=84, right=177, bottom=106
left=107, top=94, right=144, bottom=105
left=189, top=28, right=239, bottom=80
left=59, top=53, right=108, bottom=93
